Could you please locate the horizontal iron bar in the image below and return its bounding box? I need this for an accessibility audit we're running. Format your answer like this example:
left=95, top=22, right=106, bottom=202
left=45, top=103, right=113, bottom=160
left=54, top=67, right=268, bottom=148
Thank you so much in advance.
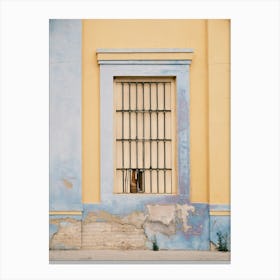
left=116, top=168, right=172, bottom=171
left=116, top=109, right=171, bottom=113
left=116, top=138, right=171, bottom=142
left=116, top=191, right=173, bottom=194
left=116, top=81, right=171, bottom=84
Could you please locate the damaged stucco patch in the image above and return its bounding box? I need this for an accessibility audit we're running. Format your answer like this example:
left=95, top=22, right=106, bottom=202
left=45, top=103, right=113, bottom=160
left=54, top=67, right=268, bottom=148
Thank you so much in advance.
left=144, top=205, right=176, bottom=237
left=49, top=224, right=59, bottom=240
left=146, top=205, right=175, bottom=226
left=121, top=211, right=146, bottom=229
left=176, top=204, right=195, bottom=232
left=50, top=218, right=81, bottom=249
left=144, top=204, right=195, bottom=238
left=49, top=203, right=211, bottom=250
left=143, top=203, right=210, bottom=250
left=83, top=210, right=145, bottom=228
left=82, top=211, right=147, bottom=250
left=81, top=204, right=196, bottom=250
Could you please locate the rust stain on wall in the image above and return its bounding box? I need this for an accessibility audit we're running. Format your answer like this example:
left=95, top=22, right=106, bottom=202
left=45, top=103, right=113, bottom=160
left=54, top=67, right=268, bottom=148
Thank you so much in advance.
left=63, top=179, right=73, bottom=189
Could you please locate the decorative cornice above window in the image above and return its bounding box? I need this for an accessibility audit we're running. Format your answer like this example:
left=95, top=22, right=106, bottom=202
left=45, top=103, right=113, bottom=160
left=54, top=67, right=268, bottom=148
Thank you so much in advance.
left=96, top=48, right=194, bottom=53
left=98, top=60, right=192, bottom=65
left=96, top=48, right=194, bottom=64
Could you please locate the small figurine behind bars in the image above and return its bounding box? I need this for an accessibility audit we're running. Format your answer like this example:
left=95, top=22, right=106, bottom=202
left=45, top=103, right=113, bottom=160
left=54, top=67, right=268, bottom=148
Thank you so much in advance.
left=130, top=169, right=137, bottom=193
left=130, top=169, right=144, bottom=193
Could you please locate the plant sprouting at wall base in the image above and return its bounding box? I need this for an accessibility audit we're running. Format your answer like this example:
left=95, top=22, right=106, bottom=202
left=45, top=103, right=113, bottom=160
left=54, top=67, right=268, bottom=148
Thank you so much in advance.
left=152, top=235, right=159, bottom=251
left=216, top=231, right=229, bottom=252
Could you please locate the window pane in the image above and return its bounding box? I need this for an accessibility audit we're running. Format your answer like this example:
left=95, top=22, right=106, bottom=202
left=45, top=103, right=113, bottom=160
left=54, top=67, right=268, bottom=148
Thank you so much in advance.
left=114, top=78, right=175, bottom=194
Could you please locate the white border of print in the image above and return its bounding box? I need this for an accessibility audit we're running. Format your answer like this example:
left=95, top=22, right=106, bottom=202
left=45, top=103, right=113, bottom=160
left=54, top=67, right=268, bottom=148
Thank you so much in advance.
left=0, top=0, right=279, bottom=279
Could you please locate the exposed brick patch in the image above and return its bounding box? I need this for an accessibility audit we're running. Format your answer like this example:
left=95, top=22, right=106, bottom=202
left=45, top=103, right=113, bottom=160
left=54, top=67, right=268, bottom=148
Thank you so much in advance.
left=82, top=211, right=147, bottom=250
left=50, top=218, right=81, bottom=250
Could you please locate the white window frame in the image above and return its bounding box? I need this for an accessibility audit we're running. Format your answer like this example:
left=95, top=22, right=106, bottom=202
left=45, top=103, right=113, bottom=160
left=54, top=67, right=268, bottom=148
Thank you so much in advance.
left=97, top=49, right=192, bottom=202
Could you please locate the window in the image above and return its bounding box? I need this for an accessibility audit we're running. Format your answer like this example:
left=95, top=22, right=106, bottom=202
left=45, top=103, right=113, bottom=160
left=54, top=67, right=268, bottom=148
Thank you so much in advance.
left=114, top=77, right=177, bottom=194
left=98, top=50, right=192, bottom=200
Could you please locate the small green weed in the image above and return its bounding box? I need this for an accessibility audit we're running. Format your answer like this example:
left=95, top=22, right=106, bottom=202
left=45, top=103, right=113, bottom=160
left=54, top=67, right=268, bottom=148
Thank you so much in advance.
left=216, top=231, right=229, bottom=252
left=152, top=236, right=159, bottom=251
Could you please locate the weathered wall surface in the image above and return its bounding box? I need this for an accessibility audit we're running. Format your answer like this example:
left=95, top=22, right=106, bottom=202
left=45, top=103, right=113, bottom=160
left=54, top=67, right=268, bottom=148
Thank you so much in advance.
left=49, top=20, right=230, bottom=251
left=82, top=211, right=147, bottom=249
left=49, top=215, right=82, bottom=249
left=49, top=203, right=210, bottom=250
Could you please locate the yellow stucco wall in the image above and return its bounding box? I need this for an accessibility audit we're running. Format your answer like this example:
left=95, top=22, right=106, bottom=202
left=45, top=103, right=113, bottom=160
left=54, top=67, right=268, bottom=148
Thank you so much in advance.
left=82, top=19, right=230, bottom=204
left=207, top=20, right=230, bottom=205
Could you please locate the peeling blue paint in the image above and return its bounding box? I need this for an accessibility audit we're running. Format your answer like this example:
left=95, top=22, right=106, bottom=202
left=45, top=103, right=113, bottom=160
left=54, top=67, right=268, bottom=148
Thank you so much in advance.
left=83, top=194, right=192, bottom=218
left=49, top=214, right=82, bottom=220
left=153, top=230, right=209, bottom=250
left=49, top=224, right=59, bottom=240
left=50, top=203, right=230, bottom=251
left=83, top=202, right=210, bottom=250
left=51, top=241, right=81, bottom=250
left=60, top=221, right=72, bottom=227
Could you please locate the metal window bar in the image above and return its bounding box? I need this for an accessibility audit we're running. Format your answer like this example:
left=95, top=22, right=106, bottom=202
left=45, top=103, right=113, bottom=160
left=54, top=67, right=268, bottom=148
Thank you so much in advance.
left=136, top=83, right=138, bottom=191
left=149, top=83, right=152, bottom=193
left=116, top=81, right=172, bottom=194
left=117, top=168, right=172, bottom=171
left=163, top=83, right=166, bottom=193
left=116, top=138, right=171, bottom=141
left=156, top=83, right=159, bottom=193
left=116, top=109, right=171, bottom=112
left=121, top=83, right=124, bottom=193
left=142, top=83, right=145, bottom=192
left=129, top=83, right=131, bottom=193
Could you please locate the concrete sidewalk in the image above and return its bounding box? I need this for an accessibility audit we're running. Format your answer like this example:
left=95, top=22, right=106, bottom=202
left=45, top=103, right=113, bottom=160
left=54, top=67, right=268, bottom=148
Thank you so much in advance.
left=49, top=250, right=230, bottom=263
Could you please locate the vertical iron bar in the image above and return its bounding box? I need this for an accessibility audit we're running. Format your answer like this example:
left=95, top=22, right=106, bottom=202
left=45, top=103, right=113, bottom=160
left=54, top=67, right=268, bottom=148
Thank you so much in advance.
left=163, top=83, right=166, bottom=193
left=136, top=83, right=138, bottom=191
left=129, top=83, right=131, bottom=193
left=149, top=83, right=152, bottom=193
left=121, top=83, right=124, bottom=193
left=156, top=83, right=159, bottom=193
left=125, top=169, right=127, bottom=193
left=142, top=82, right=145, bottom=192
